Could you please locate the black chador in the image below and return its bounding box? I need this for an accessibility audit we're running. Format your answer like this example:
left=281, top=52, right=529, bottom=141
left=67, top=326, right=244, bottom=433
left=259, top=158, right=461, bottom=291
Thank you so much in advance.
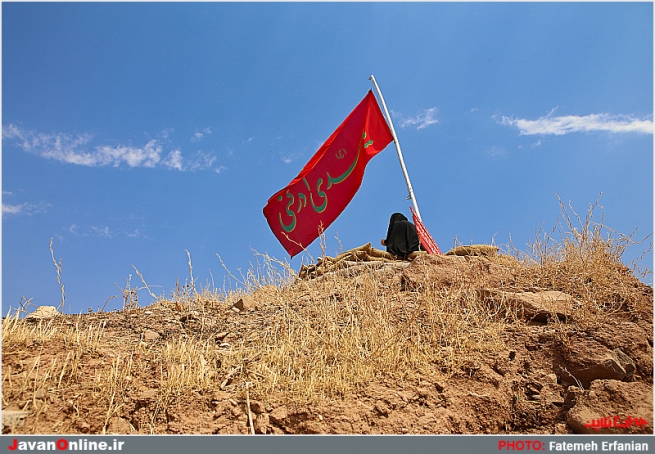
left=382, top=213, right=421, bottom=258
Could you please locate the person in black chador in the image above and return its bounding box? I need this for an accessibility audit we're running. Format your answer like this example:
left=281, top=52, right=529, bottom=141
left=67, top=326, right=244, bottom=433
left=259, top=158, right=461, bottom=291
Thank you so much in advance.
left=380, top=213, right=422, bottom=258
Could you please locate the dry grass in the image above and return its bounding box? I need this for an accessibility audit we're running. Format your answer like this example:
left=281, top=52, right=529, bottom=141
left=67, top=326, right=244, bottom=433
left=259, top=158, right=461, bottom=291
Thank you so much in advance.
left=236, top=269, right=509, bottom=404
left=505, top=195, right=652, bottom=327
left=2, top=197, right=651, bottom=432
left=2, top=315, right=106, bottom=429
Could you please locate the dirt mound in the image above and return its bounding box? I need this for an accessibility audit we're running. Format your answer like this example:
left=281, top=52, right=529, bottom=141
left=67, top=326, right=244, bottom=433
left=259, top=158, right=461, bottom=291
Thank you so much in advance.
left=2, top=239, right=653, bottom=435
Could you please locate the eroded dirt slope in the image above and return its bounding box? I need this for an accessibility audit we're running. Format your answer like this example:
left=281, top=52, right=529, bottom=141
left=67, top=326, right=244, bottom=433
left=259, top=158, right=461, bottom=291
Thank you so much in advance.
left=2, top=253, right=653, bottom=435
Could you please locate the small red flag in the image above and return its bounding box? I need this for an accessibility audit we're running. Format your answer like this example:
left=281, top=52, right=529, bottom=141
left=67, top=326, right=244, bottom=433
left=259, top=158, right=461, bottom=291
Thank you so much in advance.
left=263, top=90, right=394, bottom=257
left=410, top=206, right=442, bottom=255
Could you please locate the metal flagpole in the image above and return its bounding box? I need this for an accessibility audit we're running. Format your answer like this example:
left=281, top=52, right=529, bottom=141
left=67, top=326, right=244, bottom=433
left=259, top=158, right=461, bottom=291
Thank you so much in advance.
left=369, top=75, right=422, bottom=221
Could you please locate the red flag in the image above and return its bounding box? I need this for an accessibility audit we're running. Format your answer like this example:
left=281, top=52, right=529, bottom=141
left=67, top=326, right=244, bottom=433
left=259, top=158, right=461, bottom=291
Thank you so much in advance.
left=410, top=206, right=442, bottom=255
left=263, top=90, right=393, bottom=257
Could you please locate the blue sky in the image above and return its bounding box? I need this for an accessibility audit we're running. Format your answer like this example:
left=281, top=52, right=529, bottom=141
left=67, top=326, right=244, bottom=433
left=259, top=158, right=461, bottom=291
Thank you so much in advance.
left=2, top=2, right=653, bottom=314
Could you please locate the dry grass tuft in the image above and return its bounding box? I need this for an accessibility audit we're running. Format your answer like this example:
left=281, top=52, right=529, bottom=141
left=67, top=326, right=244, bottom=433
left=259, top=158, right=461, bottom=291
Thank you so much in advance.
left=504, top=195, right=652, bottom=327
left=233, top=260, right=509, bottom=404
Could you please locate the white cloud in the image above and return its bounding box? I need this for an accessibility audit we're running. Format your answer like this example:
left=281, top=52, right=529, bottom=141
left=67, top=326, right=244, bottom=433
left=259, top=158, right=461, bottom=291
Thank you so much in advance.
left=159, top=128, right=174, bottom=139
left=2, top=189, right=50, bottom=217
left=65, top=223, right=146, bottom=239
left=499, top=111, right=653, bottom=136
left=396, top=107, right=439, bottom=130
left=3, top=124, right=221, bottom=171
left=281, top=154, right=298, bottom=164
left=3, top=124, right=95, bottom=163
left=94, top=140, right=162, bottom=167
left=190, top=127, right=212, bottom=142
left=2, top=201, right=51, bottom=217
left=126, top=228, right=143, bottom=238
left=280, top=150, right=302, bottom=164
left=485, top=146, right=507, bottom=158
left=187, top=151, right=217, bottom=171
left=161, top=149, right=217, bottom=171
left=162, top=149, right=183, bottom=170
left=2, top=204, right=24, bottom=215
left=91, top=226, right=112, bottom=238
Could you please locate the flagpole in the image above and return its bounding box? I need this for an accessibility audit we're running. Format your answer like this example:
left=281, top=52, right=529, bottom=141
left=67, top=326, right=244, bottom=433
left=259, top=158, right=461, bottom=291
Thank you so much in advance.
left=369, top=75, right=422, bottom=221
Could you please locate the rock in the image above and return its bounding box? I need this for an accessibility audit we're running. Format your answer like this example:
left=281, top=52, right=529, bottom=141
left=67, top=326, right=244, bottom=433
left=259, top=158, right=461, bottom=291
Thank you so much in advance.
left=613, top=348, right=636, bottom=379
left=493, top=358, right=510, bottom=376
left=445, top=245, right=499, bottom=257
left=543, top=373, right=558, bottom=386
left=2, top=410, right=30, bottom=430
left=573, top=356, right=626, bottom=388
left=555, top=423, right=569, bottom=434
left=143, top=329, right=160, bottom=341
left=564, top=385, right=583, bottom=407
left=254, top=413, right=269, bottom=434
left=34, top=388, right=47, bottom=400
left=249, top=400, right=266, bottom=414
left=211, top=391, right=230, bottom=402
left=75, top=420, right=91, bottom=432
left=560, top=340, right=638, bottom=388
left=233, top=297, right=258, bottom=312
left=535, top=374, right=564, bottom=405
left=400, top=255, right=515, bottom=291
left=484, top=290, right=575, bottom=322
left=27, top=306, right=59, bottom=320
left=137, top=388, right=158, bottom=402
left=374, top=400, right=391, bottom=416
left=107, top=417, right=132, bottom=434
left=269, top=406, right=288, bottom=425
left=568, top=380, right=652, bottom=434
left=591, top=322, right=653, bottom=378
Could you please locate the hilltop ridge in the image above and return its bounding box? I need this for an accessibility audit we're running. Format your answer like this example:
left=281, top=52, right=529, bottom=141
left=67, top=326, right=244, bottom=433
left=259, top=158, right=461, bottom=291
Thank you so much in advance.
left=2, top=202, right=653, bottom=434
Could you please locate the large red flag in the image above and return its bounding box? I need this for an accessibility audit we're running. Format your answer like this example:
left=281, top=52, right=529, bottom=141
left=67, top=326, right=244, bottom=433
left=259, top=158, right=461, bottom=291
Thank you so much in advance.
left=263, top=90, right=394, bottom=257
